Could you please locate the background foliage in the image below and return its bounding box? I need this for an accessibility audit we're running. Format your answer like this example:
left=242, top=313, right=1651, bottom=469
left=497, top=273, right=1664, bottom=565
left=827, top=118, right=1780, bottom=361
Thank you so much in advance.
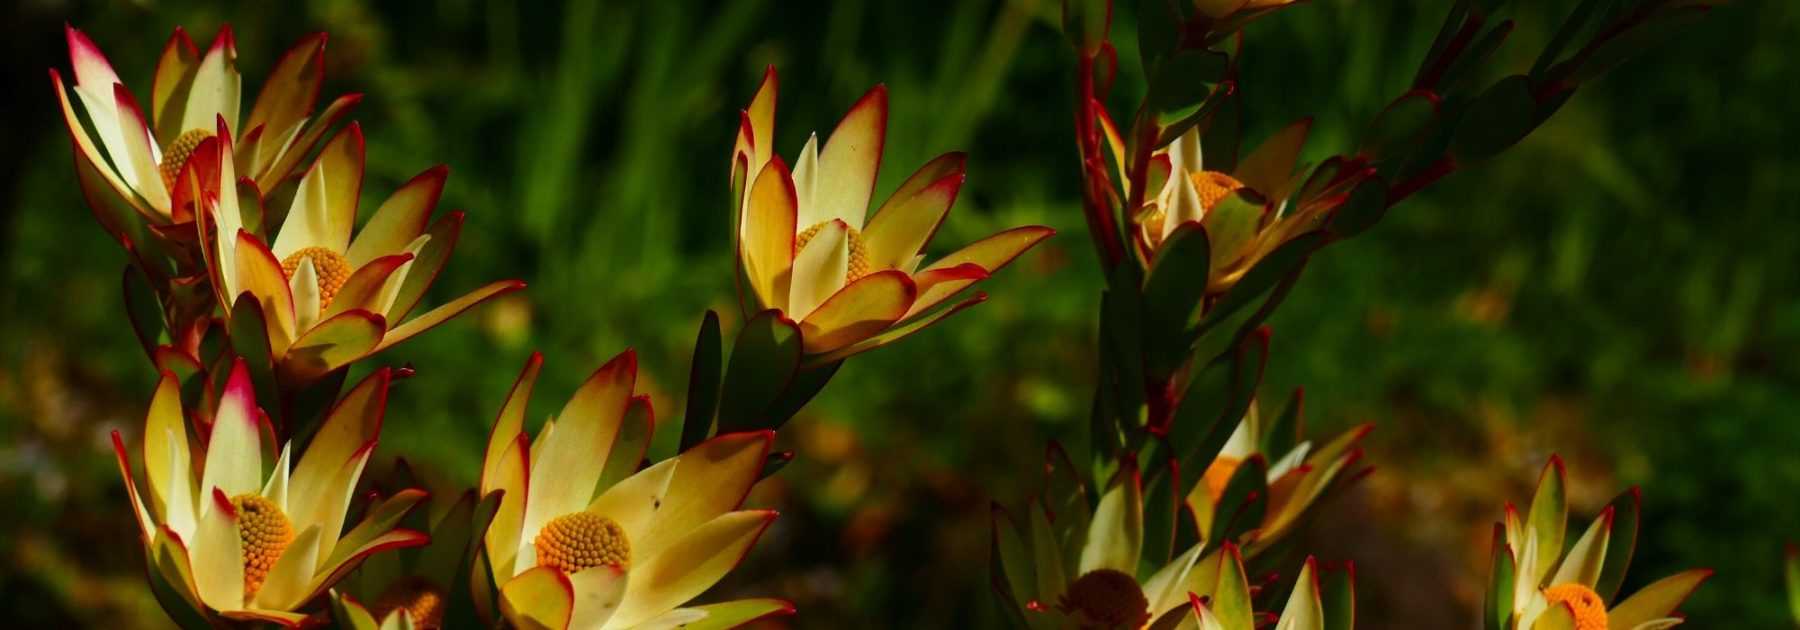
left=1, top=0, right=1793, bottom=627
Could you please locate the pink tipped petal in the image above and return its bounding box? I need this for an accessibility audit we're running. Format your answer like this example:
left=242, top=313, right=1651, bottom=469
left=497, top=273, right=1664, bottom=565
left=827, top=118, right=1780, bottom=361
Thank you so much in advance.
left=275, top=123, right=363, bottom=258
left=253, top=525, right=322, bottom=610
left=303, top=528, right=431, bottom=604
left=194, top=488, right=246, bottom=611
left=112, top=84, right=170, bottom=208
left=260, top=93, right=360, bottom=190
left=199, top=361, right=263, bottom=499
left=608, top=510, right=779, bottom=628
left=283, top=309, right=385, bottom=383
left=151, top=27, right=201, bottom=144
left=387, top=210, right=463, bottom=322
left=741, top=158, right=799, bottom=311
left=597, top=395, right=655, bottom=491
left=293, top=441, right=378, bottom=570
left=180, top=25, right=241, bottom=137
left=814, top=85, right=887, bottom=230
left=110, top=431, right=153, bottom=543
left=902, top=226, right=1053, bottom=320
left=144, top=371, right=194, bottom=534
left=51, top=69, right=153, bottom=219
left=1608, top=569, right=1713, bottom=629
left=65, top=25, right=122, bottom=90
left=500, top=566, right=575, bottom=630
left=373, top=279, right=526, bottom=354
left=483, top=354, right=543, bottom=494
left=220, top=609, right=308, bottom=627
left=325, top=254, right=412, bottom=320
left=245, top=33, right=326, bottom=161
left=485, top=434, right=533, bottom=584
left=747, top=65, right=778, bottom=172
left=235, top=230, right=298, bottom=350
left=518, top=350, right=638, bottom=562
left=798, top=269, right=916, bottom=354
left=346, top=165, right=445, bottom=267
left=903, top=262, right=989, bottom=321
left=862, top=161, right=966, bottom=270
left=290, top=369, right=390, bottom=519
left=585, top=457, right=677, bottom=548
left=788, top=219, right=849, bottom=320
left=324, top=488, right=427, bottom=574
left=629, top=431, right=773, bottom=562
left=809, top=292, right=988, bottom=365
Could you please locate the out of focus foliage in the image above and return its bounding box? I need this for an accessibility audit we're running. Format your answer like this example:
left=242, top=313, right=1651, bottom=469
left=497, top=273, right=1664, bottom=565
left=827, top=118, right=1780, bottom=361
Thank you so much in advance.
left=0, top=0, right=1793, bottom=627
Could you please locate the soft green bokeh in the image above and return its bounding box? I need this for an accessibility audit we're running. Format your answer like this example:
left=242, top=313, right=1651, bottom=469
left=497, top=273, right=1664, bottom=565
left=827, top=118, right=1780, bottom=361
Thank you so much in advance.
left=1, top=1, right=1793, bottom=627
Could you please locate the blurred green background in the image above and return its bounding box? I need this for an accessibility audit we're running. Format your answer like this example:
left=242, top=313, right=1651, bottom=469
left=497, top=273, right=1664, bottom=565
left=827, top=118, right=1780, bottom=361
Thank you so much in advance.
left=2, top=0, right=1795, bottom=627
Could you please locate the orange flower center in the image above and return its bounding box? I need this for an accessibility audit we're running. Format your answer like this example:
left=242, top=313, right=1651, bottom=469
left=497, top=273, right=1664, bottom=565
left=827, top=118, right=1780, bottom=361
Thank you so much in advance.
left=159, top=128, right=214, bottom=193
left=1057, top=569, right=1150, bottom=630
left=1202, top=456, right=1243, bottom=500
left=795, top=221, right=872, bottom=283
left=534, top=512, right=630, bottom=574
left=1543, top=583, right=1608, bottom=630
left=1189, top=171, right=1245, bottom=211
left=233, top=494, right=294, bottom=601
left=280, top=246, right=353, bottom=309
left=374, top=576, right=447, bottom=629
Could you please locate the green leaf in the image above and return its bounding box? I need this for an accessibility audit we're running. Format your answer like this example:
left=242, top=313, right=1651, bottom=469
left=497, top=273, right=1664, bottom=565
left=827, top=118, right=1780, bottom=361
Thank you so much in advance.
left=123, top=265, right=166, bottom=361
left=1593, top=488, right=1640, bottom=601
left=1451, top=75, right=1537, bottom=161
left=1139, top=455, right=1179, bottom=570
left=1045, top=442, right=1094, bottom=572
left=716, top=310, right=802, bottom=433
left=1234, top=118, right=1311, bottom=200
left=1062, top=0, right=1111, bottom=55
left=1202, top=88, right=1241, bottom=173
left=1196, top=232, right=1325, bottom=347
left=1322, top=560, right=1356, bottom=630
left=1531, top=0, right=1605, bottom=80
left=1030, top=501, right=1069, bottom=604
left=1171, top=330, right=1267, bottom=500
left=1138, top=0, right=1180, bottom=70
left=991, top=504, right=1038, bottom=617
left=764, top=361, right=841, bottom=430
left=1325, top=176, right=1390, bottom=240
left=1079, top=459, right=1144, bottom=576
left=1570, top=7, right=1710, bottom=84
left=227, top=293, right=281, bottom=426
left=1142, top=222, right=1211, bottom=378
left=1484, top=524, right=1515, bottom=630
left=1148, top=49, right=1231, bottom=117
left=1361, top=90, right=1441, bottom=159
left=1208, top=455, right=1267, bottom=549
left=681, top=310, right=723, bottom=450
left=1260, top=387, right=1303, bottom=458
left=1102, top=263, right=1147, bottom=427
left=1201, top=190, right=1264, bottom=274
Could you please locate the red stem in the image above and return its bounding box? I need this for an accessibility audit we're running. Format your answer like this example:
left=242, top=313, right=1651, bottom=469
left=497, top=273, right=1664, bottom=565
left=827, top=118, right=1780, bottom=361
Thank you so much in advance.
left=1386, top=155, right=1458, bottom=207
left=1075, top=54, right=1125, bottom=269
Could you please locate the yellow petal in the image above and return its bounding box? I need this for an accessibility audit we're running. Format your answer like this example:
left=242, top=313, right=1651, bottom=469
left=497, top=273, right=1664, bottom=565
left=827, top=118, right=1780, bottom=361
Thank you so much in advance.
left=629, top=431, right=772, bottom=563
left=108, top=431, right=152, bottom=544
left=112, top=84, right=170, bottom=209
left=143, top=371, right=192, bottom=534
left=788, top=219, right=848, bottom=320
left=861, top=153, right=965, bottom=270
left=740, top=158, right=798, bottom=311
left=1608, top=569, right=1712, bottom=629
left=745, top=66, right=778, bottom=174
left=814, top=85, right=887, bottom=231
left=253, top=525, right=321, bottom=610
left=791, top=133, right=821, bottom=227
left=295, top=440, right=376, bottom=570
left=274, top=123, right=362, bottom=258
left=484, top=354, right=544, bottom=494
left=325, top=254, right=412, bottom=320
left=346, top=165, right=446, bottom=267
left=194, top=488, right=246, bottom=612
left=235, top=231, right=298, bottom=352
left=290, top=256, right=321, bottom=331
left=373, top=279, right=526, bottom=354
left=501, top=566, right=575, bottom=630
left=290, top=368, right=388, bottom=522
left=200, top=360, right=263, bottom=499
left=518, top=351, right=637, bottom=570
left=283, top=309, right=385, bottom=383
left=567, top=565, right=629, bottom=629
left=486, top=434, right=533, bottom=583
left=656, top=598, right=795, bottom=630
left=609, top=511, right=777, bottom=628
left=904, top=225, right=1053, bottom=320
left=586, top=458, right=678, bottom=547
left=798, top=270, right=916, bottom=354
left=244, top=33, right=326, bottom=170
left=180, top=27, right=241, bottom=140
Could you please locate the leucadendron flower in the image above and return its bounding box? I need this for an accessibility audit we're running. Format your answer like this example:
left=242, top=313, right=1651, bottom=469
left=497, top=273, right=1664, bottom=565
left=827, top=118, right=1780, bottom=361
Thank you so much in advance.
left=1102, top=118, right=1364, bottom=294
left=1486, top=456, right=1711, bottom=630
left=730, top=67, right=1053, bottom=359
left=198, top=118, right=523, bottom=385
left=109, top=360, right=427, bottom=626
left=1191, top=396, right=1371, bottom=556
left=474, top=352, right=793, bottom=629
left=53, top=25, right=356, bottom=227
left=993, top=445, right=1357, bottom=630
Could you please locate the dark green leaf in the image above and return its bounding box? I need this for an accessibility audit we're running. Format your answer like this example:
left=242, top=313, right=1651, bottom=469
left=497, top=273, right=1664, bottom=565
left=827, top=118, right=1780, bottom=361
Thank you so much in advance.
left=122, top=265, right=165, bottom=362
left=1063, top=0, right=1111, bottom=55
left=1593, top=486, right=1641, bottom=601
left=1202, top=87, right=1241, bottom=172
left=1484, top=524, right=1516, bottom=630
left=1451, top=75, right=1538, bottom=161
left=1327, top=175, right=1390, bottom=239
left=226, top=293, right=281, bottom=425
left=1208, top=454, right=1268, bottom=549
left=681, top=310, right=723, bottom=450
left=1323, top=560, right=1357, bottom=630
left=1137, top=0, right=1180, bottom=71
left=1260, top=387, right=1303, bottom=457
left=764, top=361, right=840, bottom=430
left=1142, top=222, right=1211, bottom=378
left=1147, top=49, right=1230, bottom=115
left=1570, top=7, right=1709, bottom=83
left=1362, top=90, right=1442, bottom=159
left=717, top=310, right=803, bottom=433
left=1139, top=454, right=1180, bottom=568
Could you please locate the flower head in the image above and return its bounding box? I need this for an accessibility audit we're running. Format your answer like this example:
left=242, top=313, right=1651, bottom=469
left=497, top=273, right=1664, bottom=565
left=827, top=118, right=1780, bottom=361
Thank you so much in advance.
left=53, top=25, right=357, bottom=227
left=197, top=120, right=523, bottom=385
left=731, top=67, right=1053, bottom=359
left=109, top=361, right=427, bottom=626
left=1490, top=456, right=1712, bottom=630
left=474, top=352, right=794, bottom=629
left=1190, top=393, right=1371, bottom=556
